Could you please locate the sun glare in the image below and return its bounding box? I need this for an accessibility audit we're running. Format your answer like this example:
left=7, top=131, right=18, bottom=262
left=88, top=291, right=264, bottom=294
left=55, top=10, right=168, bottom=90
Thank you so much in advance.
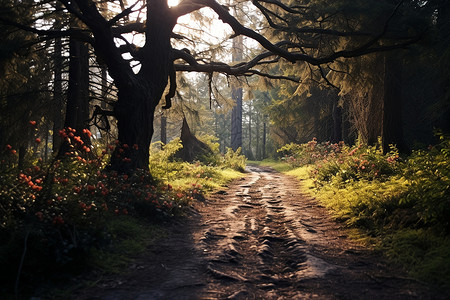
left=168, top=0, right=180, bottom=7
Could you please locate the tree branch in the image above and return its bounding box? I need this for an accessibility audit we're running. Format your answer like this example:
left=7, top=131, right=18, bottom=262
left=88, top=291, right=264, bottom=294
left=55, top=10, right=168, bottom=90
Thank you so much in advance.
left=107, top=0, right=141, bottom=26
left=170, top=0, right=207, bottom=18
left=0, top=18, right=93, bottom=43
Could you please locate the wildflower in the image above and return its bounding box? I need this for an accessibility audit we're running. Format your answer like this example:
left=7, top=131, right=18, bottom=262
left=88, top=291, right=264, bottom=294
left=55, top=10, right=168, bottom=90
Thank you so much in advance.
left=59, top=129, right=67, bottom=138
left=35, top=138, right=41, bottom=144
left=133, top=144, right=139, bottom=150
left=32, top=185, right=42, bottom=191
left=348, top=149, right=357, bottom=156
left=82, top=128, right=92, bottom=138
left=73, top=136, right=83, bottom=145
left=53, top=216, right=64, bottom=225
left=29, top=120, right=37, bottom=126
left=5, top=144, right=12, bottom=150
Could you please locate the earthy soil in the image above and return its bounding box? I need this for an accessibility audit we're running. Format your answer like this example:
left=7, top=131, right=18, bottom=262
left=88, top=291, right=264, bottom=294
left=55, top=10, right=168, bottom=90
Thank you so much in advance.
left=72, top=166, right=446, bottom=299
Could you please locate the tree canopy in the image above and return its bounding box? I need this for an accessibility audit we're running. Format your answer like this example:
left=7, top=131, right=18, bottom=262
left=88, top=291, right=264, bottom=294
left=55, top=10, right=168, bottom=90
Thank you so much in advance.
left=0, top=0, right=431, bottom=172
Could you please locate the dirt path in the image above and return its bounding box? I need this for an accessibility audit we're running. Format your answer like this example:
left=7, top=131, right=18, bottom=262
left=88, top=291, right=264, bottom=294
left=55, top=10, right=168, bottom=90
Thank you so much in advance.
left=74, top=166, right=444, bottom=299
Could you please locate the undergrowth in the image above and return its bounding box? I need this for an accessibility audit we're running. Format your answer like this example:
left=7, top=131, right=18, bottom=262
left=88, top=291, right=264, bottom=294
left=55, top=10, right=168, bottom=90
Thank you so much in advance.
left=0, top=126, right=245, bottom=299
left=275, top=134, right=450, bottom=288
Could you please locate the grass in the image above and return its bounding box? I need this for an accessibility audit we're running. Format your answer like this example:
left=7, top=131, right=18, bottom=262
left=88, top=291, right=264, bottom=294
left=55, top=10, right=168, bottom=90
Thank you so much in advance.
left=275, top=164, right=450, bottom=289
left=28, top=216, right=166, bottom=300
left=169, top=167, right=245, bottom=193
left=247, top=159, right=293, bottom=172
left=250, top=156, right=450, bottom=289
left=88, top=216, right=165, bottom=274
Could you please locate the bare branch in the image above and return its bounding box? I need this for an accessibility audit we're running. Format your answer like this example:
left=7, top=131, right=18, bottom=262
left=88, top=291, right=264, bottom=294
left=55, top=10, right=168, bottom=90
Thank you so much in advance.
left=173, top=47, right=276, bottom=75
left=205, top=0, right=422, bottom=66
left=107, top=0, right=141, bottom=26
left=0, top=18, right=93, bottom=43
left=170, top=0, right=207, bottom=18
left=253, top=0, right=307, bottom=15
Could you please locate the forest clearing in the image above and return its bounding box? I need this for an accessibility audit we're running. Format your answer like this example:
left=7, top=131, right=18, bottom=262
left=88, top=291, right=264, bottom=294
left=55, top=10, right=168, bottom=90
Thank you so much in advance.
left=1, top=0, right=450, bottom=299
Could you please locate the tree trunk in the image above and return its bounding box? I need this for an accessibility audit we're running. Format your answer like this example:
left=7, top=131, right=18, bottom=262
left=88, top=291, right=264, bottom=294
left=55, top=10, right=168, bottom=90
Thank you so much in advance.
left=175, top=117, right=213, bottom=162
left=436, top=1, right=450, bottom=133
left=231, top=87, right=243, bottom=151
left=262, top=121, right=267, bottom=159
left=256, top=113, right=261, bottom=160
left=382, top=53, right=406, bottom=153
left=161, top=113, right=167, bottom=147
left=231, top=34, right=243, bottom=151
left=64, top=38, right=90, bottom=132
left=58, top=37, right=91, bottom=157
left=247, top=99, right=254, bottom=159
left=106, top=1, right=175, bottom=172
left=52, top=32, right=63, bottom=153
left=331, top=97, right=343, bottom=143
left=108, top=85, right=156, bottom=172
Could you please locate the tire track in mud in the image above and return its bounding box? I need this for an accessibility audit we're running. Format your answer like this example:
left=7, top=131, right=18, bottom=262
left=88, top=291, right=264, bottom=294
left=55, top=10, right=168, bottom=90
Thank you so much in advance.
left=197, top=166, right=338, bottom=299
left=73, top=166, right=445, bottom=300
left=195, top=166, right=442, bottom=299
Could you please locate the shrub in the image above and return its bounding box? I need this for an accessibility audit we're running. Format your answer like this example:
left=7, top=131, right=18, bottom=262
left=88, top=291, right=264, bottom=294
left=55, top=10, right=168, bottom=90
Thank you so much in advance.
left=403, top=133, right=450, bottom=232
left=0, top=129, right=192, bottom=295
left=277, top=139, right=345, bottom=167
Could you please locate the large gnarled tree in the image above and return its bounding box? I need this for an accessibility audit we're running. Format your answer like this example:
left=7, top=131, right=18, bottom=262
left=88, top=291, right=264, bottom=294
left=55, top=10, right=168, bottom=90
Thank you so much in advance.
left=2, top=0, right=422, bottom=172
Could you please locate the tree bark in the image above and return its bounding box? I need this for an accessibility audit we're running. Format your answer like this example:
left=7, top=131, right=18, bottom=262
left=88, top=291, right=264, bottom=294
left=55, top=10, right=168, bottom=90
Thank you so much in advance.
left=262, top=121, right=267, bottom=159
left=161, top=113, right=167, bottom=146
left=97, top=0, right=177, bottom=172
left=58, top=36, right=91, bottom=158
left=175, top=117, right=212, bottom=162
left=231, top=86, right=243, bottom=151
left=231, top=32, right=243, bottom=151
left=52, top=30, right=63, bottom=153
left=256, top=112, right=260, bottom=160
left=382, top=52, right=406, bottom=153
left=331, top=97, right=343, bottom=143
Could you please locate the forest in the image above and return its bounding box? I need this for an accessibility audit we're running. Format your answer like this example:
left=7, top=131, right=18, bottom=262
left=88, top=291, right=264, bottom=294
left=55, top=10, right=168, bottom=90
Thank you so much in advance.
left=0, top=0, right=449, bottom=298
